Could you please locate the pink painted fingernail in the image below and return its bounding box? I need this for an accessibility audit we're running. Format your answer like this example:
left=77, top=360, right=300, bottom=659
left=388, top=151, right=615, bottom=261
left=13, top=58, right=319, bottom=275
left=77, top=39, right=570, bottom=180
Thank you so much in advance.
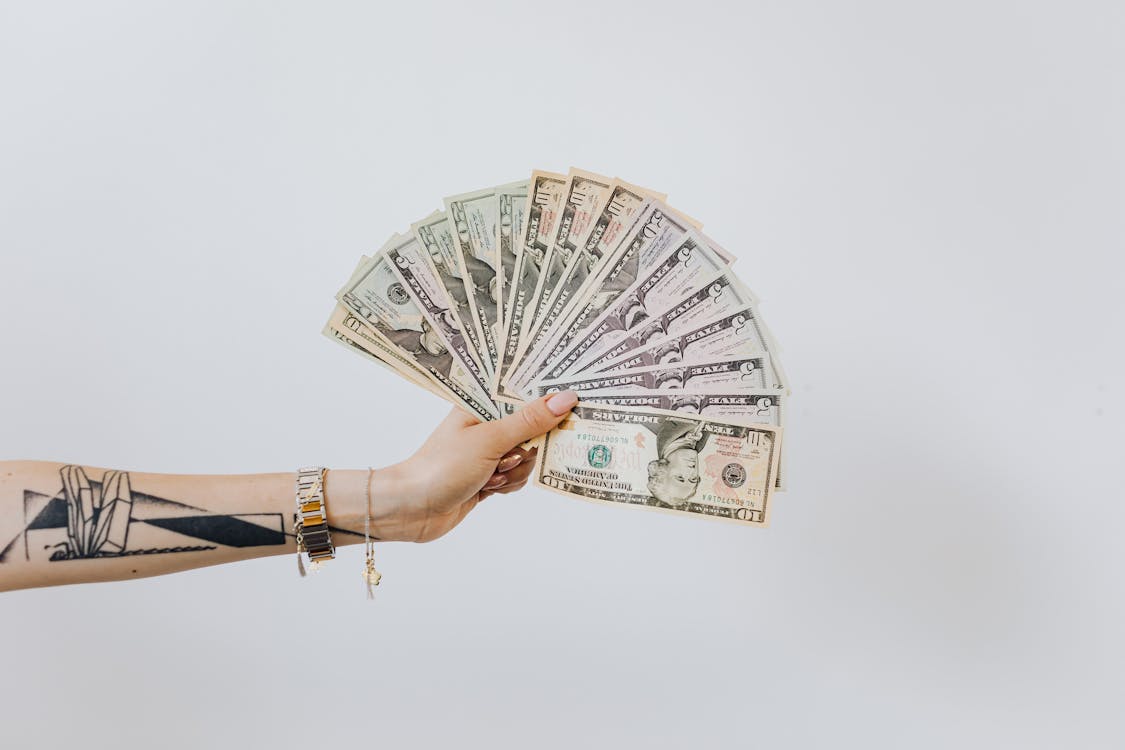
left=546, top=390, right=578, bottom=416
left=497, top=453, right=523, bottom=472
left=484, top=474, right=507, bottom=489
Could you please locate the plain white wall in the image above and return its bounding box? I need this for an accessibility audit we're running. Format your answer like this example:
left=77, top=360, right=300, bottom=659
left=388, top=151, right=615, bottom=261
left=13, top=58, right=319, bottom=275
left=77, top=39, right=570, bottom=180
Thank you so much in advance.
left=1, top=1, right=1122, bottom=747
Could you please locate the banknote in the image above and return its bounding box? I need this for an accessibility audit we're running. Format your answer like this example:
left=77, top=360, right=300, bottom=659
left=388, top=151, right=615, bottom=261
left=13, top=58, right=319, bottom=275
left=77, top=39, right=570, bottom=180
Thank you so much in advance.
left=574, top=389, right=784, bottom=426
left=494, top=170, right=568, bottom=401
left=522, top=168, right=615, bottom=336
left=507, top=200, right=704, bottom=397
left=337, top=247, right=497, bottom=420
left=411, top=211, right=485, bottom=370
left=571, top=271, right=759, bottom=376
left=537, top=232, right=746, bottom=379
left=495, top=180, right=529, bottom=340
left=589, top=305, right=784, bottom=389
left=533, top=354, right=773, bottom=394
left=322, top=303, right=450, bottom=401
left=568, top=389, right=787, bottom=489
left=444, top=183, right=513, bottom=376
left=505, top=181, right=660, bottom=386
left=534, top=403, right=781, bottom=526
left=384, top=236, right=500, bottom=417
left=507, top=199, right=706, bottom=394
left=326, top=313, right=513, bottom=424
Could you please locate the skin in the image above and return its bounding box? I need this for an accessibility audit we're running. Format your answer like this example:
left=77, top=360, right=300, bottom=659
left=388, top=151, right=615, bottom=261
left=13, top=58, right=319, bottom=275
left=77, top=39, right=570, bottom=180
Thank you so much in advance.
left=0, top=391, right=579, bottom=592
left=653, top=447, right=701, bottom=507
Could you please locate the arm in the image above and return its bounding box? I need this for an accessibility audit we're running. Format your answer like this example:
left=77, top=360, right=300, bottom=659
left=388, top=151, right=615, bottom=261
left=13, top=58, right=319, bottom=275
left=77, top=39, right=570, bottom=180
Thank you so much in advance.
left=0, top=391, right=578, bottom=592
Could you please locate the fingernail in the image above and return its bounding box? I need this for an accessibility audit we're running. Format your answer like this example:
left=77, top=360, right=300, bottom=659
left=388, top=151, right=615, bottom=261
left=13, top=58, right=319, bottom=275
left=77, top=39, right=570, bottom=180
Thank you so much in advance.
left=497, top=453, right=523, bottom=472
left=484, top=474, right=506, bottom=489
left=546, top=390, right=578, bottom=416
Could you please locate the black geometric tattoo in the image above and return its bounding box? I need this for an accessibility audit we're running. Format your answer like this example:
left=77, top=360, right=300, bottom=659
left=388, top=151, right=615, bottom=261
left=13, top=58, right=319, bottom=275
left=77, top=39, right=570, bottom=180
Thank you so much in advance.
left=60, top=465, right=133, bottom=557
left=0, top=465, right=288, bottom=563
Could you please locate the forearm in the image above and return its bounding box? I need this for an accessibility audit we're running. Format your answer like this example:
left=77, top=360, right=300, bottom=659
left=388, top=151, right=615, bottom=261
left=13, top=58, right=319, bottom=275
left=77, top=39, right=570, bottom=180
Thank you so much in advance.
left=0, top=460, right=410, bottom=592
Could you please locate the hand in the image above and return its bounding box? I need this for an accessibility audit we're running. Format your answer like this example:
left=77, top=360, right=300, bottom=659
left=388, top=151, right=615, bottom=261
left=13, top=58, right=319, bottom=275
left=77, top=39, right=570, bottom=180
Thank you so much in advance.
left=370, top=391, right=578, bottom=542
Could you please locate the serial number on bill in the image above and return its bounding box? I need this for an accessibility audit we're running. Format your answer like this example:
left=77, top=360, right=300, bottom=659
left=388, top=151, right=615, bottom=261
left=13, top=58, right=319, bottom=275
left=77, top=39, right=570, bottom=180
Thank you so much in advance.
left=575, top=433, right=629, bottom=445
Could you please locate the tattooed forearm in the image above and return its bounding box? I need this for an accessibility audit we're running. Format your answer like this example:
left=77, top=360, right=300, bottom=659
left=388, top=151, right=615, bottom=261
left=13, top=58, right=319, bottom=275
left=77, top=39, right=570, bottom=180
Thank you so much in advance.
left=0, top=461, right=367, bottom=592
left=2, top=465, right=286, bottom=564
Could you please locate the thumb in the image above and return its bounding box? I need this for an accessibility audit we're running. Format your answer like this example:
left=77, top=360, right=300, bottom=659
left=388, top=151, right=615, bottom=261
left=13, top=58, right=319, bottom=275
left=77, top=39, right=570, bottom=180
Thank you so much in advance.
left=477, top=390, right=579, bottom=455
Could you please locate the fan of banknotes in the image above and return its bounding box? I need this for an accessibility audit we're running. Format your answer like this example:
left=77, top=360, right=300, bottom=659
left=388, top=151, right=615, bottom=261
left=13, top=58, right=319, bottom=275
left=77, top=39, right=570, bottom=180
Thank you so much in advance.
left=325, top=169, right=789, bottom=526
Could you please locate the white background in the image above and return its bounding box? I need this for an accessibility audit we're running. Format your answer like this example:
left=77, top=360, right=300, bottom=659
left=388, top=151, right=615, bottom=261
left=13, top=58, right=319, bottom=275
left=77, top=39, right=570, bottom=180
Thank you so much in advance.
left=1, top=2, right=1122, bottom=747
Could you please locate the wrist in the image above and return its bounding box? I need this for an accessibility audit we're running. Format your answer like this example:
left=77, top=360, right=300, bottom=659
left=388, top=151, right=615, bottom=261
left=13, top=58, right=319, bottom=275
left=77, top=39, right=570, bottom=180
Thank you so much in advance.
left=323, top=463, right=417, bottom=543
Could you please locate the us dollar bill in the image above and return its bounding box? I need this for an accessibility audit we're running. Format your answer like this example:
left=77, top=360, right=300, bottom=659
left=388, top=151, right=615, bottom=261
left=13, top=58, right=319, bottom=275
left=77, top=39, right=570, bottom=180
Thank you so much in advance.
left=536, top=231, right=742, bottom=379
left=411, top=211, right=485, bottom=370
left=590, top=304, right=785, bottom=389
left=507, top=200, right=703, bottom=397
left=322, top=303, right=452, bottom=401
left=326, top=313, right=514, bottom=424
left=506, top=181, right=660, bottom=386
left=575, top=389, right=784, bottom=426
left=521, top=168, right=615, bottom=342
left=566, top=389, right=787, bottom=489
left=534, top=403, right=781, bottom=526
left=495, top=180, right=529, bottom=345
left=494, top=170, right=568, bottom=401
left=337, top=245, right=497, bottom=420
left=533, top=354, right=773, bottom=394
left=384, top=237, right=500, bottom=417
left=444, top=183, right=514, bottom=377
left=571, top=271, right=759, bottom=376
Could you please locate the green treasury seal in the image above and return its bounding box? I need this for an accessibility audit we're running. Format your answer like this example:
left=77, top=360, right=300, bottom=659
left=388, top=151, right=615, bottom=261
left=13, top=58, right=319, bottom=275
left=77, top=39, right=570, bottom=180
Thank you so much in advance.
left=587, top=444, right=612, bottom=468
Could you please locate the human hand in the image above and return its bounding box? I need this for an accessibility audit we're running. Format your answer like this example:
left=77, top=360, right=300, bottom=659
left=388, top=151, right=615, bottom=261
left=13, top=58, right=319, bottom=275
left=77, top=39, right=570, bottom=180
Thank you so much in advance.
left=365, top=391, right=578, bottom=542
